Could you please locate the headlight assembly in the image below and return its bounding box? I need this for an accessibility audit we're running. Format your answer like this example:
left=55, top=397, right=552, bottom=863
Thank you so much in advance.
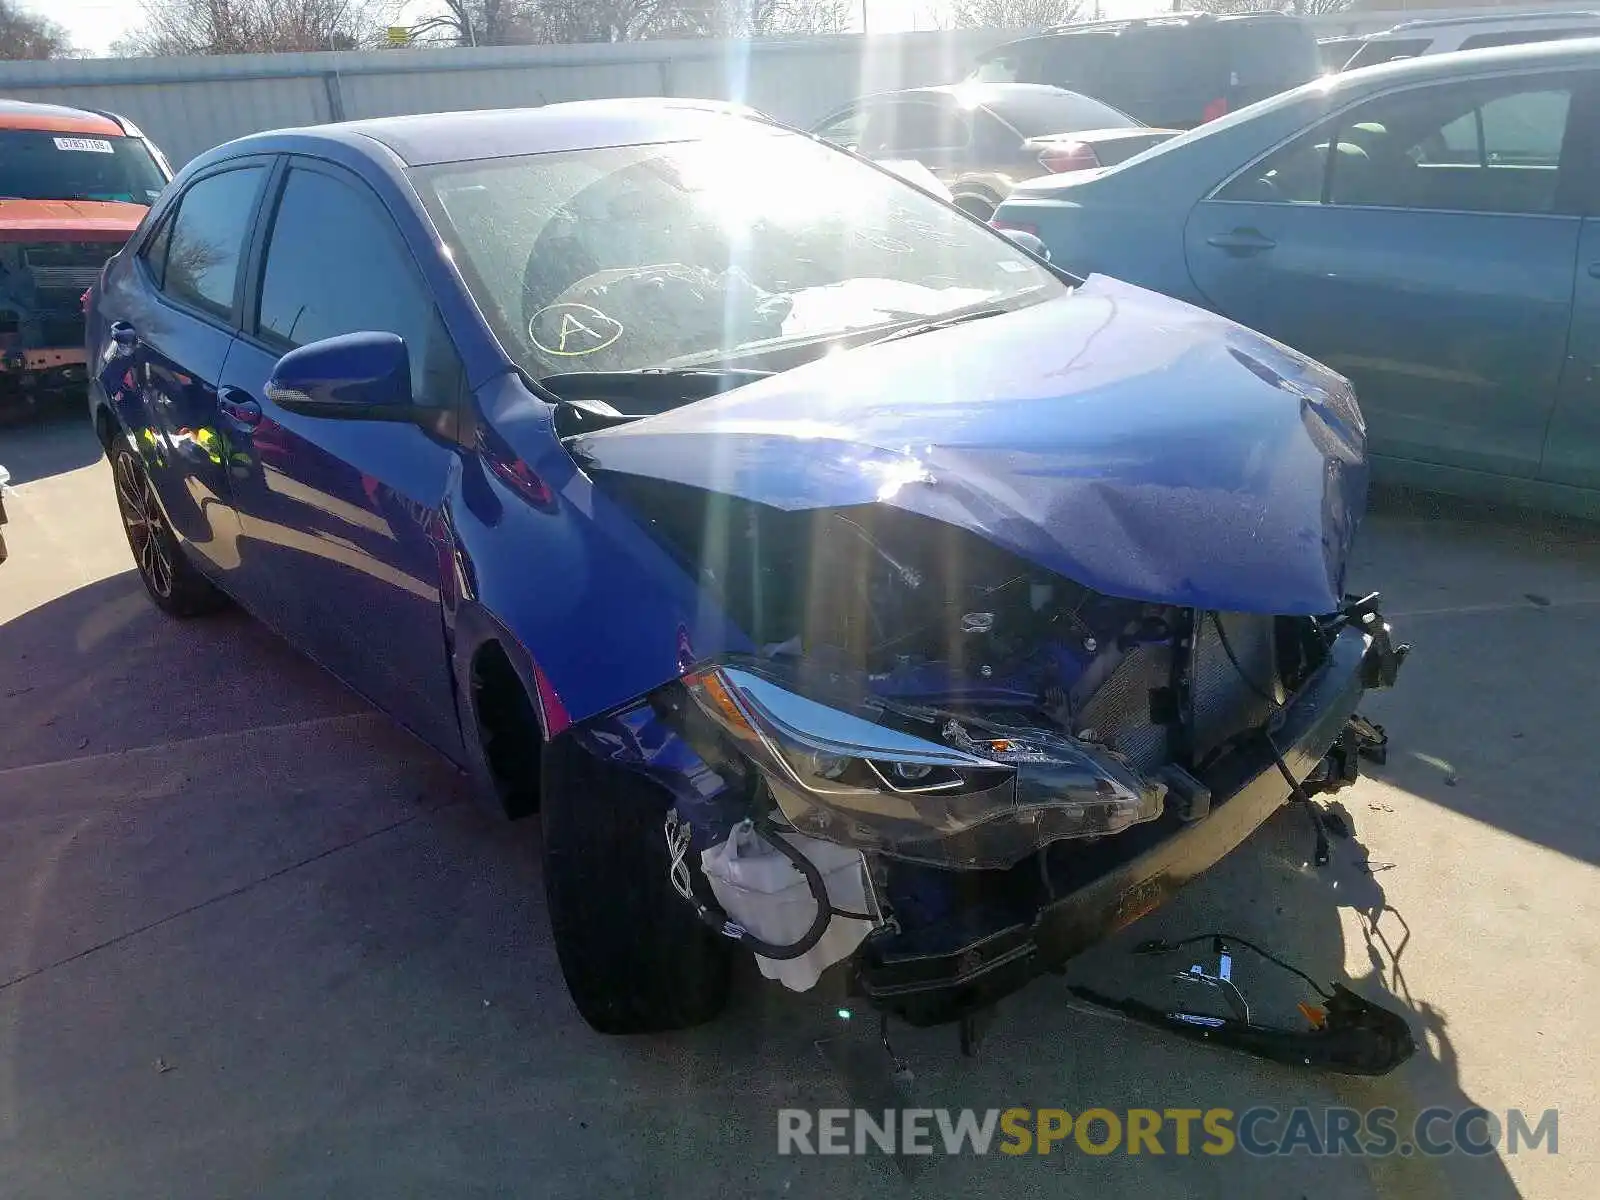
left=684, top=664, right=1165, bottom=870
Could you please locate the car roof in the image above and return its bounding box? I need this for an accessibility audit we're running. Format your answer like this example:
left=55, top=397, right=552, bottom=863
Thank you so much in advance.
left=1336, top=30, right=1600, bottom=79
left=213, top=97, right=779, bottom=169
left=0, top=98, right=124, bottom=137
left=871, top=81, right=1095, bottom=108
left=1043, top=10, right=1301, bottom=34
left=1102, top=31, right=1600, bottom=167
left=993, top=9, right=1303, bottom=47
left=1377, top=9, right=1600, bottom=36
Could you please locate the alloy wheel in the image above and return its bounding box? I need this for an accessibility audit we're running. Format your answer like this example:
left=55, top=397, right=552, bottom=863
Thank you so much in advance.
left=114, top=450, right=174, bottom=599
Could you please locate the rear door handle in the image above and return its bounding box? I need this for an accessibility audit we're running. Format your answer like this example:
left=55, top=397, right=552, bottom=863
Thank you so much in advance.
left=1587, top=261, right=1600, bottom=279
left=109, top=321, right=138, bottom=348
left=218, top=387, right=262, bottom=428
left=1206, top=229, right=1277, bottom=256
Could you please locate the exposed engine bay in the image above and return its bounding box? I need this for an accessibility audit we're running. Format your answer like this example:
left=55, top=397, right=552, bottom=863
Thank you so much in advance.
left=577, top=472, right=1404, bottom=1050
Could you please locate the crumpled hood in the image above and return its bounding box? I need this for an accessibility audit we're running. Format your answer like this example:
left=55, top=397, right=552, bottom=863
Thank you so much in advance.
left=574, top=276, right=1367, bottom=615
left=0, top=199, right=147, bottom=243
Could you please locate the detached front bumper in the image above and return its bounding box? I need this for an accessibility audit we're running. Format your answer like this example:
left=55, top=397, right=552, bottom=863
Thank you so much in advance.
left=857, top=624, right=1384, bottom=1025
left=0, top=344, right=88, bottom=407
left=3, top=346, right=87, bottom=373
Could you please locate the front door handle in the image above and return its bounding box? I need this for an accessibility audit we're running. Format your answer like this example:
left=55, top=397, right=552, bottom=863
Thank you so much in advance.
left=218, top=388, right=262, bottom=428
left=1206, top=229, right=1277, bottom=256
left=109, top=321, right=139, bottom=348
left=1587, top=261, right=1600, bottom=279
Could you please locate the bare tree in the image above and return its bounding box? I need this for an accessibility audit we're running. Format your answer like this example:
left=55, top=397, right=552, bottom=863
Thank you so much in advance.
left=116, top=0, right=397, bottom=56
left=0, top=0, right=73, bottom=58
left=1193, top=0, right=1355, bottom=15
left=405, top=0, right=527, bottom=45
left=691, top=0, right=853, bottom=37
left=531, top=0, right=676, bottom=42
left=405, top=0, right=670, bottom=45
left=405, top=0, right=852, bottom=45
left=116, top=0, right=856, bottom=52
left=947, top=0, right=1080, bottom=31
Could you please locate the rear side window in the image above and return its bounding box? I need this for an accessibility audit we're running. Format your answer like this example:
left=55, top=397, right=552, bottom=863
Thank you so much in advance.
left=159, top=167, right=263, bottom=320
left=1458, top=28, right=1599, bottom=51
left=1037, top=34, right=1114, bottom=92
left=256, top=166, right=460, bottom=407
left=1227, top=22, right=1321, bottom=88
left=138, top=212, right=174, bottom=289
left=993, top=88, right=1138, bottom=137
left=860, top=100, right=971, bottom=154
left=968, top=51, right=1024, bottom=83
left=1034, top=30, right=1200, bottom=116
left=1480, top=89, right=1570, bottom=164
left=1345, top=38, right=1432, bottom=70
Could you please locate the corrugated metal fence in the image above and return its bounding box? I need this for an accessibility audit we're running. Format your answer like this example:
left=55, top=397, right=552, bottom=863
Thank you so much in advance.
left=0, top=32, right=1009, bottom=166
left=0, top=12, right=1544, bottom=166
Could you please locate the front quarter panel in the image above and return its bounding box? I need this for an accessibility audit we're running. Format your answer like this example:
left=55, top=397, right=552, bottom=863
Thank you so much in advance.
left=449, top=374, right=752, bottom=733
left=997, top=179, right=1201, bottom=301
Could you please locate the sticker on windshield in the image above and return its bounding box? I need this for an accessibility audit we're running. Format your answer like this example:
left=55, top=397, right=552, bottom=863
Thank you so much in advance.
left=529, top=302, right=624, bottom=357
left=851, top=229, right=913, bottom=254
left=53, top=137, right=115, bottom=154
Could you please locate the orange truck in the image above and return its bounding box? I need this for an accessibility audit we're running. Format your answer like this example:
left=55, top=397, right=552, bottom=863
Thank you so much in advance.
left=0, top=99, right=171, bottom=417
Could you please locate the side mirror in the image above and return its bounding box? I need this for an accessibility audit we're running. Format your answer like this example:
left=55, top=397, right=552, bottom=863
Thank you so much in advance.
left=266, top=331, right=415, bottom=421
left=999, top=228, right=1052, bottom=263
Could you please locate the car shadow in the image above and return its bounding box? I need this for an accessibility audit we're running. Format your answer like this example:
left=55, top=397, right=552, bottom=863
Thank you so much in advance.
left=251, top=765, right=1525, bottom=1196
left=792, top=803, right=1522, bottom=1196
left=0, top=482, right=1548, bottom=1196
left=1356, top=487, right=1600, bottom=870
left=0, top=570, right=367, bottom=771
left=0, top=409, right=104, bottom=487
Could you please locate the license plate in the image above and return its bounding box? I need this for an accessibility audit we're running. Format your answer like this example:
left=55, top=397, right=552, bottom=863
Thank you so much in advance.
left=1110, top=876, right=1165, bottom=931
left=53, top=137, right=114, bottom=154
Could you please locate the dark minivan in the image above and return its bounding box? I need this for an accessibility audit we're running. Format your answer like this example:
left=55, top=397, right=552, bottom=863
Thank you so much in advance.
left=967, top=13, right=1322, bottom=130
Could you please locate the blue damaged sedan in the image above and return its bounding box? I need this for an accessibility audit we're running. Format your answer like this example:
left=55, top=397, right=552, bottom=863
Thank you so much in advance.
left=85, top=100, right=1403, bottom=1038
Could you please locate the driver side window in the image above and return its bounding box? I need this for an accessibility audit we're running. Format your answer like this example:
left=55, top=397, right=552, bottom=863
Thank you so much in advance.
left=256, top=165, right=462, bottom=408
left=1215, top=74, right=1579, bottom=216
left=860, top=100, right=971, bottom=156
left=1214, top=125, right=1335, bottom=204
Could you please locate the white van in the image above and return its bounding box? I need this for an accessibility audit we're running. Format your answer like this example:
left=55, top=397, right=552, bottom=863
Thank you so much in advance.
left=1341, top=10, right=1600, bottom=69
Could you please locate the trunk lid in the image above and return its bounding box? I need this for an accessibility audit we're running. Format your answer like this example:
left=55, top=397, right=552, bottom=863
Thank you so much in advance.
left=1026, top=127, right=1181, bottom=170
left=574, top=276, right=1367, bottom=616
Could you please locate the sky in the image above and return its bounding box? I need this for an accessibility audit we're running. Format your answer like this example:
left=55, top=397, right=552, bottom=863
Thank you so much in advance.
left=32, top=0, right=1167, bottom=58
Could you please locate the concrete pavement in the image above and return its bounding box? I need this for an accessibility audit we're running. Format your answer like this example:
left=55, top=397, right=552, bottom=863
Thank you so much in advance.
left=1, top=414, right=1594, bottom=1198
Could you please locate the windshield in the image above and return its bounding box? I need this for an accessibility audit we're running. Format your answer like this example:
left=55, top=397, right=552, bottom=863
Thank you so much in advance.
left=0, top=131, right=167, bottom=205
left=1344, top=37, right=1432, bottom=70
left=414, top=129, right=1064, bottom=376
left=993, top=88, right=1140, bottom=135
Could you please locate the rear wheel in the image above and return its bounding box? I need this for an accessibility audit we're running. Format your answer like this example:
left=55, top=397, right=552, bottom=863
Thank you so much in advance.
left=540, top=733, right=732, bottom=1033
left=111, top=444, right=228, bottom=617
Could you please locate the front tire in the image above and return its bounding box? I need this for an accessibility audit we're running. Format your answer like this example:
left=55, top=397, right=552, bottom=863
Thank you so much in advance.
left=540, top=733, right=732, bottom=1033
left=111, top=444, right=228, bottom=617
